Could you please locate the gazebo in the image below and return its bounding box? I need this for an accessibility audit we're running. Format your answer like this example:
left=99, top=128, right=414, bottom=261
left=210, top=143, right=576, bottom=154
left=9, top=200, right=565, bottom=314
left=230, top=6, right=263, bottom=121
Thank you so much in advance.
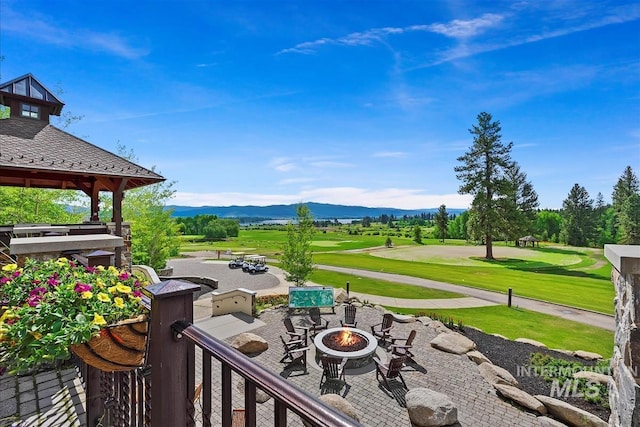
left=0, top=74, right=165, bottom=266
left=517, top=235, right=540, bottom=247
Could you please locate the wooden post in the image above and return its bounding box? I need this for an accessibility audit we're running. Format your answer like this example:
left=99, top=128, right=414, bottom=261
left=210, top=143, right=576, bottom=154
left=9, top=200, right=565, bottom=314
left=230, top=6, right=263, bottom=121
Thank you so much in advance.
left=508, top=288, right=513, bottom=308
left=145, top=279, right=200, bottom=427
left=84, top=366, right=104, bottom=427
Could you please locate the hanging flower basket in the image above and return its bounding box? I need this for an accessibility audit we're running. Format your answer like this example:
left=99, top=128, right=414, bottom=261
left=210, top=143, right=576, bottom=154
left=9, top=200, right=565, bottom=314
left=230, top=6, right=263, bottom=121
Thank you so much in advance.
left=70, top=315, right=149, bottom=372
left=0, top=258, right=151, bottom=375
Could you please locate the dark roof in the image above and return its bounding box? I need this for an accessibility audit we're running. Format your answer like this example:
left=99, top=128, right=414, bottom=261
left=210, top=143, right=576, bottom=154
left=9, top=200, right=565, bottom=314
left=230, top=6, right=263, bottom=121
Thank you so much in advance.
left=0, top=117, right=164, bottom=192
left=0, top=74, right=64, bottom=115
left=518, top=235, right=540, bottom=242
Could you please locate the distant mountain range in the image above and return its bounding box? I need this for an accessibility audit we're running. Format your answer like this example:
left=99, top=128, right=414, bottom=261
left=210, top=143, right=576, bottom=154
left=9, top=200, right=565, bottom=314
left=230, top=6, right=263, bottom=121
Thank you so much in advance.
left=166, top=202, right=466, bottom=219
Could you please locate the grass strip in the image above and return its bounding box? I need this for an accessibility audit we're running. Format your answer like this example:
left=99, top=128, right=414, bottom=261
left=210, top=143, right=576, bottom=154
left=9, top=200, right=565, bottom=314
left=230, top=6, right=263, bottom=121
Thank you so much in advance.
left=309, top=270, right=463, bottom=299
left=388, top=305, right=613, bottom=358
left=314, top=253, right=614, bottom=314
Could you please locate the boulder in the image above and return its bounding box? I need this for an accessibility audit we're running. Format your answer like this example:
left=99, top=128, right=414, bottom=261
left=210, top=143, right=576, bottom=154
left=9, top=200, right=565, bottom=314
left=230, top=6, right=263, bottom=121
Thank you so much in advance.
left=429, top=321, right=452, bottom=334
left=416, top=316, right=433, bottom=326
left=551, top=349, right=575, bottom=357
left=303, top=394, right=359, bottom=426
left=537, top=416, right=570, bottom=427
left=334, top=288, right=349, bottom=304
left=477, top=362, right=519, bottom=387
left=467, top=350, right=492, bottom=365
left=405, top=388, right=458, bottom=427
left=493, top=383, right=547, bottom=414
left=430, top=332, right=475, bottom=354
left=392, top=313, right=416, bottom=323
left=535, top=395, right=608, bottom=427
left=236, top=380, right=271, bottom=403
left=230, top=333, right=268, bottom=354
left=515, top=338, right=547, bottom=348
left=491, top=333, right=508, bottom=340
left=572, top=371, right=611, bottom=385
left=573, top=350, right=603, bottom=361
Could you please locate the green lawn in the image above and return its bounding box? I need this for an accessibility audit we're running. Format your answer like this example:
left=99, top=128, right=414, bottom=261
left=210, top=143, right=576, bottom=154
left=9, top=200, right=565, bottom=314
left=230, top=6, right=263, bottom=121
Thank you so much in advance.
left=313, top=252, right=614, bottom=314
left=309, top=270, right=463, bottom=299
left=389, top=305, right=613, bottom=358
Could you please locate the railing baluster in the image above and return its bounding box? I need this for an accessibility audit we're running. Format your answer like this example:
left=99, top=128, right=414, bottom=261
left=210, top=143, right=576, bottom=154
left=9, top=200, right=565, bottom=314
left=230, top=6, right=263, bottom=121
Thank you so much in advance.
left=222, top=363, right=232, bottom=427
left=130, top=371, right=137, bottom=426
left=203, top=350, right=212, bottom=427
left=274, top=400, right=287, bottom=427
left=245, top=379, right=256, bottom=427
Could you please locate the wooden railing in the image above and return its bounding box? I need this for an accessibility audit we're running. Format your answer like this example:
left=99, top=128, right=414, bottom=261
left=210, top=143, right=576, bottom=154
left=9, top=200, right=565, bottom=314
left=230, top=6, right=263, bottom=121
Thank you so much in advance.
left=82, top=279, right=362, bottom=427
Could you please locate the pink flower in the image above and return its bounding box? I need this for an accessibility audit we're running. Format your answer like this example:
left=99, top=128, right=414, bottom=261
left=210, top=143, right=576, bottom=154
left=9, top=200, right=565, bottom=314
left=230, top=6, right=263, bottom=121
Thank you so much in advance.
left=132, top=289, right=142, bottom=298
left=27, top=287, right=46, bottom=307
left=118, top=272, right=130, bottom=280
left=0, top=277, right=9, bottom=285
left=74, top=283, right=92, bottom=293
left=12, top=271, right=20, bottom=278
left=47, top=276, right=60, bottom=287
left=85, top=266, right=96, bottom=274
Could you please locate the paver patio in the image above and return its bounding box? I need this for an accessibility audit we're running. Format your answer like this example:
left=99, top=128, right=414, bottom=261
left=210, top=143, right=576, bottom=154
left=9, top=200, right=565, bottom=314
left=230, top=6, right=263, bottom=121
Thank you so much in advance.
left=2, top=302, right=545, bottom=426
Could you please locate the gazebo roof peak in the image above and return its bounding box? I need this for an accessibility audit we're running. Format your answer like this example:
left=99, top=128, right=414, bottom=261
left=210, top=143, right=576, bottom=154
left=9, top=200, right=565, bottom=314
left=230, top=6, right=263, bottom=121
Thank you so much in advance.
left=0, top=73, right=65, bottom=117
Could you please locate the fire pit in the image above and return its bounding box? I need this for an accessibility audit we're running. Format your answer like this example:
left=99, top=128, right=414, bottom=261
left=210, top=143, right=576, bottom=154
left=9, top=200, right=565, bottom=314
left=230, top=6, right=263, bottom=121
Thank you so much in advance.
left=314, top=327, right=378, bottom=369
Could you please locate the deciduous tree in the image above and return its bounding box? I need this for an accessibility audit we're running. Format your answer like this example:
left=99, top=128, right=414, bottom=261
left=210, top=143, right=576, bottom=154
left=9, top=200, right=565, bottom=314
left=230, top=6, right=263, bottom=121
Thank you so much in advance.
left=280, top=204, right=315, bottom=286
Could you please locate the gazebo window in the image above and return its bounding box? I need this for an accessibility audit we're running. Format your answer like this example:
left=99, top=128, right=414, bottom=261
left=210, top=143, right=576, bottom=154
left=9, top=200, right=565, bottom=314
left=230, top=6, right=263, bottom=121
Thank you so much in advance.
left=21, top=103, right=40, bottom=119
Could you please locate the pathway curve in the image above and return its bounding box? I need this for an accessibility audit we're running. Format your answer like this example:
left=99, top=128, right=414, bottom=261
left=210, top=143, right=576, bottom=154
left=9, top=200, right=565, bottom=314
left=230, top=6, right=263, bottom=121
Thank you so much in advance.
left=317, top=265, right=615, bottom=331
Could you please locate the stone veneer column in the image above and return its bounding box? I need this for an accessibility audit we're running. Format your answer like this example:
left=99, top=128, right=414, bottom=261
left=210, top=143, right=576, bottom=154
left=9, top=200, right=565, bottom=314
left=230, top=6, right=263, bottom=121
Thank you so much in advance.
left=106, top=221, right=131, bottom=270
left=605, top=244, right=640, bottom=427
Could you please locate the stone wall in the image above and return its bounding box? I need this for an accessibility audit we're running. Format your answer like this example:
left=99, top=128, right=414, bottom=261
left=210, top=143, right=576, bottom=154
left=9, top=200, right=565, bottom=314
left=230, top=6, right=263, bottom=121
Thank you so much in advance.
left=605, top=245, right=640, bottom=427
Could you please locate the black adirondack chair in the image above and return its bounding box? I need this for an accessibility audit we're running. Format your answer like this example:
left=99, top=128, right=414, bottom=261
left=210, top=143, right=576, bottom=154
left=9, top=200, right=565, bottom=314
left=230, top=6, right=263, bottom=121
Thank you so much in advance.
left=340, top=305, right=357, bottom=328
left=320, top=356, right=348, bottom=388
left=390, top=330, right=417, bottom=361
left=371, top=313, right=394, bottom=344
left=374, top=356, right=407, bottom=390
left=308, top=307, right=329, bottom=335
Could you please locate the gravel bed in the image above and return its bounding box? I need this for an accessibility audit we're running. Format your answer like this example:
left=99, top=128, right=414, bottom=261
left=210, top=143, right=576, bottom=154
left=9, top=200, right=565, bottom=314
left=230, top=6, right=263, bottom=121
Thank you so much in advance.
left=462, top=327, right=610, bottom=422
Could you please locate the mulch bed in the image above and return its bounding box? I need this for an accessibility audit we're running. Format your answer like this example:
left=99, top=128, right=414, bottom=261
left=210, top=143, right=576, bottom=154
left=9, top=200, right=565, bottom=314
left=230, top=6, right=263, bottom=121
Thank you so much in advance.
left=462, top=327, right=610, bottom=422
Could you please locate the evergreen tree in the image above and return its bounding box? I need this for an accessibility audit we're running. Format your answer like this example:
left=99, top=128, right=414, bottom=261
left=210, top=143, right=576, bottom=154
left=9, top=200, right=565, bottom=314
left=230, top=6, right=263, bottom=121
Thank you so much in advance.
left=561, top=184, right=594, bottom=247
left=500, top=163, right=539, bottom=244
left=280, top=204, right=315, bottom=286
left=618, top=194, right=640, bottom=244
left=455, top=112, right=514, bottom=259
left=434, top=204, right=449, bottom=242
left=612, top=166, right=640, bottom=242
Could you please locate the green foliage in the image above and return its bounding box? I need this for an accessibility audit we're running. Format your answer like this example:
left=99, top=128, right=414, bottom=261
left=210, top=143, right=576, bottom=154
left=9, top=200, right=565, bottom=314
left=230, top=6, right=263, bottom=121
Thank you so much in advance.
left=433, top=204, right=449, bottom=242
left=447, top=211, right=469, bottom=239
left=280, top=204, right=315, bottom=286
left=385, top=236, right=393, bottom=247
left=0, top=258, right=149, bottom=374
left=455, top=112, right=515, bottom=258
left=0, top=187, right=84, bottom=225
left=499, top=163, right=539, bottom=242
left=618, top=193, right=640, bottom=244
left=529, top=353, right=610, bottom=407
left=175, top=215, right=239, bottom=238
left=255, top=294, right=289, bottom=313
left=101, top=145, right=180, bottom=270
left=561, top=184, right=595, bottom=247
left=413, top=224, right=423, bottom=244
left=535, top=210, right=562, bottom=242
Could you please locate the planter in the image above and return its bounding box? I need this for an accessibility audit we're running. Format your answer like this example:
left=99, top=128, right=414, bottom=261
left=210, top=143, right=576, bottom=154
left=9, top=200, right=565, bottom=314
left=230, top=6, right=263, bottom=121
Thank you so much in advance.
left=71, top=315, right=149, bottom=372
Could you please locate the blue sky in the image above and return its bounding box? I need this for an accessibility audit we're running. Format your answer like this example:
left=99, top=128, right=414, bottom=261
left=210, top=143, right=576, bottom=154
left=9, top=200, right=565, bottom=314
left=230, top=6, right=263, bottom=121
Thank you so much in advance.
left=1, top=0, right=638, bottom=210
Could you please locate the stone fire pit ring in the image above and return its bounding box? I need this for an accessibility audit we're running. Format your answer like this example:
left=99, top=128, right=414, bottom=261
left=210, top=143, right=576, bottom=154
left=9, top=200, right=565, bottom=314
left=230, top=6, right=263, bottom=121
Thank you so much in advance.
left=314, top=327, right=378, bottom=369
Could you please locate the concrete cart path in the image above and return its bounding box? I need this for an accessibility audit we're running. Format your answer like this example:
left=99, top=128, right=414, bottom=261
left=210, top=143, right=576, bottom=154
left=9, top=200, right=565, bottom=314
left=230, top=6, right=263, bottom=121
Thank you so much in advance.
left=317, top=265, right=615, bottom=331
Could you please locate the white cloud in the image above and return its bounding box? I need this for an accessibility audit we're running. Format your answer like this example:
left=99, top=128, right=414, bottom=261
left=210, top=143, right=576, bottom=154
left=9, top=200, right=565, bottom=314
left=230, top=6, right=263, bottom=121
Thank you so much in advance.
left=1, top=5, right=148, bottom=59
left=277, top=14, right=504, bottom=55
left=426, top=13, right=504, bottom=38
left=372, top=151, right=408, bottom=158
left=173, top=188, right=473, bottom=209
left=269, top=157, right=296, bottom=172
left=279, top=177, right=317, bottom=185
left=309, top=161, right=353, bottom=168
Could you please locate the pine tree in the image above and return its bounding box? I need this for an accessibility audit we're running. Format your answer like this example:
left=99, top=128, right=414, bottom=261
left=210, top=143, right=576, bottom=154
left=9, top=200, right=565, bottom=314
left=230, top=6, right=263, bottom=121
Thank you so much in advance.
left=561, top=184, right=594, bottom=247
left=434, top=204, right=449, bottom=242
left=455, top=112, right=514, bottom=259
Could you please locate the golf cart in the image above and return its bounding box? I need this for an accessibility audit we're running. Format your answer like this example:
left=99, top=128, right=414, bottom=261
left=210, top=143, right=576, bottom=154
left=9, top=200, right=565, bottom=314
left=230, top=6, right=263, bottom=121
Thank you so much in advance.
left=247, top=255, right=269, bottom=274
left=242, top=255, right=258, bottom=272
left=228, top=252, right=246, bottom=269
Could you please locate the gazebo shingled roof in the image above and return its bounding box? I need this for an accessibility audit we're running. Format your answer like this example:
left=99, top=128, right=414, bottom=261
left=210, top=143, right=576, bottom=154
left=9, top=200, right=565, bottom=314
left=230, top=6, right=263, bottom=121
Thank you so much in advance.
left=0, top=117, right=164, bottom=192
